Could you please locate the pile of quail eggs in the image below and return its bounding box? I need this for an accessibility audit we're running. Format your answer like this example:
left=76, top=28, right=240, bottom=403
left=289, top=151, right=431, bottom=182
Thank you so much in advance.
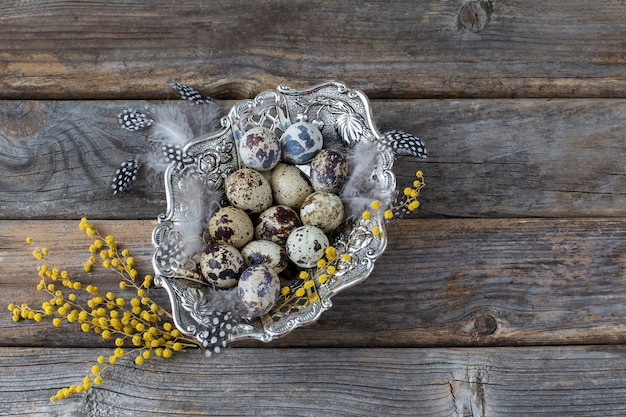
left=199, top=121, right=350, bottom=318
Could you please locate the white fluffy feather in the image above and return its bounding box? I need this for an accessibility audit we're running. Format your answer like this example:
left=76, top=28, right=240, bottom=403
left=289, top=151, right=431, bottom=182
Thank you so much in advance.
left=141, top=102, right=224, bottom=178
left=204, top=287, right=248, bottom=318
left=149, top=103, right=194, bottom=146
left=138, top=143, right=172, bottom=181
left=175, top=175, right=223, bottom=259
left=185, top=101, right=223, bottom=136
left=340, top=141, right=395, bottom=218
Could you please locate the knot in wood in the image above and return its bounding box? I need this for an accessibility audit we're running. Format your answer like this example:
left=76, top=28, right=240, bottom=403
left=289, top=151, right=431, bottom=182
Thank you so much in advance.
left=458, top=1, right=491, bottom=33
left=474, top=314, right=497, bottom=336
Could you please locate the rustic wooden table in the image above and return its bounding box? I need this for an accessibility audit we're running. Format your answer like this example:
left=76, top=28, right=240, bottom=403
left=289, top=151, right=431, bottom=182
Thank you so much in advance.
left=2, top=1, right=626, bottom=415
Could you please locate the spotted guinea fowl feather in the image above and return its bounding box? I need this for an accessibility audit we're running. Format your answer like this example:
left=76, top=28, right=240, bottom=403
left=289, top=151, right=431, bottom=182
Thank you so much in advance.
left=381, top=129, right=428, bottom=158
left=168, top=81, right=207, bottom=104
left=112, top=83, right=224, bottom=195
left=117, top=108, right=152, bottom=131
left=111, top=158, right=141, bottom=195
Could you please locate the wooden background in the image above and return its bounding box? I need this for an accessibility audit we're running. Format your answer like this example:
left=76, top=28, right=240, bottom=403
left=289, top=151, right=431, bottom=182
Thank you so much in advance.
left=1, top=0, right=626, bottom=415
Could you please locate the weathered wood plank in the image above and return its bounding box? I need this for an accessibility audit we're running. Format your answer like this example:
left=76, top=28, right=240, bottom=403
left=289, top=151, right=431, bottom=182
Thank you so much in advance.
left=2, top=345, right=626, bottom=416
left=387, top=98, right=626, bottom=218
left=2, top=1, right=626, bottom=99
left=1, top=98, right=625, bottom=219
left=3, top=218, right=626, bottom=348
left=0, top=100, right=166, bottom=219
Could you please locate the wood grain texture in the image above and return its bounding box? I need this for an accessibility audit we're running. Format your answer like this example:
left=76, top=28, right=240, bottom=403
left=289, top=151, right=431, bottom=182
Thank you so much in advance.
left=3, top=218, right=626, bottom=348
left=0, top=100, right=166, bottom=219
left=4, top=1, right=626, bottom=414
left=2, top=346, right=626, bottom=416
left=1, top=98, right=625, bottom=219
left=2, top=1, right=626, bottom=99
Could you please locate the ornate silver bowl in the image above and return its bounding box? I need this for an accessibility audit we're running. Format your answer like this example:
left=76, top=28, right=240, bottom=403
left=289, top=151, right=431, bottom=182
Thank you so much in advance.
left=152, top=81, right=396, bottom=350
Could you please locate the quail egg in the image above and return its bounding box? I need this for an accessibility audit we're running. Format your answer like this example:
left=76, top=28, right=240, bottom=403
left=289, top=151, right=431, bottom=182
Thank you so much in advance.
left=241, top=240, right=289, bottom=273
left=199, top=243, right=244, bottom=289
left=255, top=205, right=302, bottom=246
left=270, top=163, right=313, bottom=209
left=237, top=264, right=281, bottom=318
left=300, top=191, right=345, bottom=233
left=285, top=225, right=329, bottom=268
left=207, top=206, right=254, bottom=249
left=239, top=126, right=281, bottom=171
left=225, top=168, right=273, bottom=214
left=309, top=149, right=349, bottom=193
left=280, top=121, right=324, bottom=164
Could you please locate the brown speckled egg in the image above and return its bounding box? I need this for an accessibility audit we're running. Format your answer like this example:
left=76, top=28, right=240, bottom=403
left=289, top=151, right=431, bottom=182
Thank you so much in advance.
left=300, top=191, right=345, bottom=233
left=241, top=240, right=289, bottom=273
left=255, top=205, right=302, bottom=246
left=237, top=264, right=281, bottom=317
left=207, top=206, right=253, bottom=249
left=225, top=168, right=273, bottom=214
left=239, top=127, right=281, bottom=171
left=310, top=149, right=349, bottom=193
left=200, top=244, right=244, bottom=289
left=270, top=163, right=313, bottom=209
left=285, top=225, right=329, bottom=268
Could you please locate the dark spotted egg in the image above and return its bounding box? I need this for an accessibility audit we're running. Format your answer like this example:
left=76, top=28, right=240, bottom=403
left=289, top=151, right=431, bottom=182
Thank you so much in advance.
left=239, top=126, right=281, bottom=171
left=280, top=122, right=324, bottom=164
left=309, top=149, right=349, bottom=193
left=200, top=243, right=244, bottom=289
left=237, top=264, right=281, bottom=317
left=255, top=205, right=302, bottom=246
left=207, top=206, right=254, bottom=249
left=241, top=240, right=289, bottom=273
left=285, top=225, right=329, bottom=268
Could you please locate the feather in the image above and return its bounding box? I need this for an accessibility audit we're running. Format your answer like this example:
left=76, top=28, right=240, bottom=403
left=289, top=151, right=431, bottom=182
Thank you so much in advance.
left=111, top=158, right=141, bottom=194
left=180, top=285, right=247, bottom=356
left=140, top=103, right=224, bottom=176
left=340, top=141, right=395, bottom=218
left=174, top=175, right=223, bottom=259
left=168, top=81, right=205, bottom=104
left=184, top=101, right=224, bottom=136
left=112, top=83, right=226, bottom=196
left=381, top=129, right=428, bottom=158
left=117, top=108, right=152, bottom=131
left=138, top=143, right=172, bottom=181
left=148, top=103, right=194, bottom=146
left=204, top=287, right=248, bottom=318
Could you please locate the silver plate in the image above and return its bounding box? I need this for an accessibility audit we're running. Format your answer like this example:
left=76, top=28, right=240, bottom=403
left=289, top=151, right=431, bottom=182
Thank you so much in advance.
left=152, top=80, right=395, bottom=346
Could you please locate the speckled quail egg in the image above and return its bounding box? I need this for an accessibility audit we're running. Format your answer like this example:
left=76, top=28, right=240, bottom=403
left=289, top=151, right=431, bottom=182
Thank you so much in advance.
left=280, top=121, right=324, bottom=164
left=270, top=163, right=314, bottom=209
left=237, top=264, right=281, bottom=317
left=255, top=205, right=302, bottom=246
left=200, top=243, right=244, bottom=289
left=300, top=191, right=345, bottom=233
left=239, top=126, right=281, bottom=171
left=207, top=206, right=254, bottom=249
left=241, top=240, right=289, bottom=273
left=309, top=149, right=349, bottom=193
left=285, top=225, right=330, bottom=268
left=225, top=168, right=273, bottom=214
